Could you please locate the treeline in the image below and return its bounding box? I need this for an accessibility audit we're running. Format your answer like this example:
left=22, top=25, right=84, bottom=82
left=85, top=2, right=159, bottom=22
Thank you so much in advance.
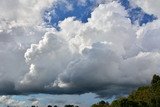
left=7, top=104, right=79, bottom=107
left=31, top=105, right=79, bottom=107
left=91, top=74, right=160, bottom=107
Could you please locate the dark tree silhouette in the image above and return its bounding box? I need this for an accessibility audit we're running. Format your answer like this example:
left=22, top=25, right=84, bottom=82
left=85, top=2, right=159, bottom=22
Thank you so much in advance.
left=48, top=105, right=52, bottom=107
left=98, top=100, right=106, bottom=105
left=64, top=104, right=74, bottom=107
left=151, top=74, right=160, bottom=85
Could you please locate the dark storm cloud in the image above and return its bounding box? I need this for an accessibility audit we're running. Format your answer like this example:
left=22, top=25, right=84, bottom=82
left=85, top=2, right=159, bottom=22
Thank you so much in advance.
left=0, top=80, right=21, bottom=95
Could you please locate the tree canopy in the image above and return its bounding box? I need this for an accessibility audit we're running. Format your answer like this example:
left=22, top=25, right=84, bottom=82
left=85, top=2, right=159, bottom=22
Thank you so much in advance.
left=91, top=74, right=160, bottom=107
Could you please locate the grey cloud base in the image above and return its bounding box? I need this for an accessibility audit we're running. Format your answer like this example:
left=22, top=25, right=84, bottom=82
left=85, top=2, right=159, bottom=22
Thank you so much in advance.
left=0, top=0, right=160, bottom=98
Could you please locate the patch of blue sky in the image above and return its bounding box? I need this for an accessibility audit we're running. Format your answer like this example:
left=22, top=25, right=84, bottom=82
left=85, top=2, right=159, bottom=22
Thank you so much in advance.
left=43, top=0, right=157, bottom=28
left=11, top=93, right=101, bottom=107
left=120, top=0, right=157, bottom=26
left=44, top=0, right=97, bottom=28
left=11, top=95, right=32, bottom=106
left=40, top=93, right=100, bottom=106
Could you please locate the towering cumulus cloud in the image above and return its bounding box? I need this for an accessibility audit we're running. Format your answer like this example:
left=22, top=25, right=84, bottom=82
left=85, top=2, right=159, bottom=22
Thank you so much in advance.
left=0, top=0, right=160, bottom=99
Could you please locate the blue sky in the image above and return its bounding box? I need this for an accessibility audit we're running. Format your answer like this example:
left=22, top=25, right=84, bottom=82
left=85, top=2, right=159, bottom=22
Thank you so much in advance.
left=44, top=0, right=156, bottom=27
left=10, top=93, right=101, bottom=107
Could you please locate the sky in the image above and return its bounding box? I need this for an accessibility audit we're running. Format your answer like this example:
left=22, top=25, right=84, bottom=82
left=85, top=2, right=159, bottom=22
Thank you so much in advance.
left=0, top=0, right=160, bottom=107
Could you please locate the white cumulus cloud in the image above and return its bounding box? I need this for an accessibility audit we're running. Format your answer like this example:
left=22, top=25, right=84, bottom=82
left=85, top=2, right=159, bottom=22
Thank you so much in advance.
left=0, top=0, right=160, bottom=101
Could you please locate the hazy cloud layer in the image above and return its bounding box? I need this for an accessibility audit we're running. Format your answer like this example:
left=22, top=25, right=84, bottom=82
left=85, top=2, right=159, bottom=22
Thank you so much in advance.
left=0, top=0, right=160, bottom=100
left=0, top=96, right=26, bottom=107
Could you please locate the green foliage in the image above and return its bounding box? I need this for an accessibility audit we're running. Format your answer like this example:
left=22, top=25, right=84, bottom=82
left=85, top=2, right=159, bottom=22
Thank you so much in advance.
left=151, top=74, right=160, bottom=85
left=128, top=86, right=152, bottom=102
left=91, top=100, right=110, bottom=107
left=111, top=100, right=120, bottom=107
left=110, top=98, right=139, bottom=107
left=92, top=74, right=160, bottom=107
left=113, top=74, right=160, bottom=107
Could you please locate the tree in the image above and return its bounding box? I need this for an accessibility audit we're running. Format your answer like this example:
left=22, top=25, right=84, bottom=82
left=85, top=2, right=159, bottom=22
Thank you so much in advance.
left=48, top=105, right=52, bottom=107
left=111, top=100, right=120, bottom=107
left=99, top=100, right=106, bottom=105
left=91, top=100, right=110, bottom=107
left=151, top=74, right=160, bottom=85
left=138, top=101, right=148, bottom=107
left=92, top=74, right=160, bottom=107
left=119, top=98, right=128, bottom=107
left=64, top=105, right=74, bottom=107
left=150, top=98, right=156, bottom=107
